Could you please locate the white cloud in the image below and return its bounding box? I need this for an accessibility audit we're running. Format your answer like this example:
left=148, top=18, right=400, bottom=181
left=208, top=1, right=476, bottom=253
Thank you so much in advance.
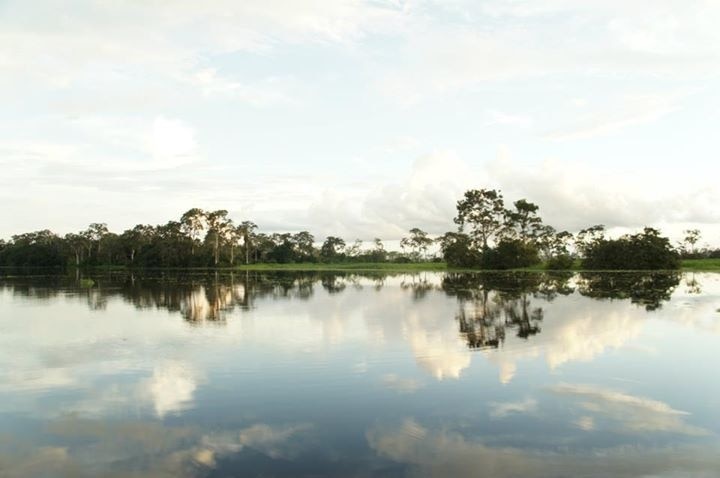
left=549, top=383, right=710, bottom=436
left=544, top=93, right=683, bottom=141
left=488, top=398, right=538, bottom=418
left=381, top=373, right=424, bottom=393
left=141, top=361, right=199, bottom=418
left=367, top=418, right=720, bottom=478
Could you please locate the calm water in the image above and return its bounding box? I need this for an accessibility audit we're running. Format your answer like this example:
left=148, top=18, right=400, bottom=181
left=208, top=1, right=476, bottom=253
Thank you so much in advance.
left=1, top=271, right=719, bottom=477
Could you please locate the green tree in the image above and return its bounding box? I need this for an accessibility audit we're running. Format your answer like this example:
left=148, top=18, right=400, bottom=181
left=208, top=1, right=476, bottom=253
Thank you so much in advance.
left=64, top=232, right=89, bottom=266
left=293, top=231, right=316, bottom=262
left=403, top=228, right=433, bottom=260
left=437, top=232, right=479, bottom=267
left=582, top=227, right=680, bottom=270
left=83, top=223, right=109, bottom=261
left=205, top=210, right=232, bottom=266
left=454, top=189, right=506, bottom=250
left=682, top=229, right=701, bottom=256
left=505, top=199, right=542, bottom=243
left=320, top=236, right=346, bottom=262
left=240, top=221, right=258, bottom=264
left=180, top=208, right=206, bottom=256
left=120, top=224, right=154, bottom=264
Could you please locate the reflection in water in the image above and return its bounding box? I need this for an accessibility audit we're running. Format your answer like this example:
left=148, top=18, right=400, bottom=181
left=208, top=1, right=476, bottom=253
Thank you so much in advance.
left=576, top=271, right=681, bottom=311
left=367, top=418, right=720, bottom=478
left=0, top=270, right=718, bottom=477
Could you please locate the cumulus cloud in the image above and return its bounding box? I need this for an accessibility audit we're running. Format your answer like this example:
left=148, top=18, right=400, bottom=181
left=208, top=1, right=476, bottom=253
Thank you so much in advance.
left=488, top=398, right=538, bottom=418
left=199, top=423, right=312, bottom=462
left=367, top=418, right=720, bottom=478
left=482, top=296, right=648, bottom=384
left=548, top=383, right=710, bottom=436
left=544, top=93, right=683, bottom=141
left=381, top=373, right=425, bottom=393
left=141, top=361, right=199, bottom=418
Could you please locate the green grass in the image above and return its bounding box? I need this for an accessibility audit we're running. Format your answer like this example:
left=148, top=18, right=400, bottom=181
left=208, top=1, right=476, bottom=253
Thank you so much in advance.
left=233, top=262, right=449, bottom=272
left=681, top=258, right=720, bottom=271
left=46, top=258, right=720, bottom=273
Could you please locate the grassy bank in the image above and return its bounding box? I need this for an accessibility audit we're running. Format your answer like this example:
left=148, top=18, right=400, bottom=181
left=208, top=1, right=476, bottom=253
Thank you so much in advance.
left=8, top=258, right=719, bottom=274
left=680, top=258, right=720, bottom=271
left=232, top=262, right=448, bottom=272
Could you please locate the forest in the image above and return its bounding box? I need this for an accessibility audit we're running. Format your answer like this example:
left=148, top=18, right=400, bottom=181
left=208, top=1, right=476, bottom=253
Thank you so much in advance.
left=1, top=189, right=715, bottom=270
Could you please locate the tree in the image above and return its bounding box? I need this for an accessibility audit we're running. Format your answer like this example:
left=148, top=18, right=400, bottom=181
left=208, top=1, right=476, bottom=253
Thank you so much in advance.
left=544, top=230, right=575, bottom=270
left=180, top=208, right=206, bottom=256
left=320, top=236, right=346, bottom=262
left=682, top=229, right=701, bottom=256
left=368, top=238, right=387, bottom=262
left=575, top=225, right=605, bottom=258
left=64, top=232, right=89, bottom=266
left=402, top=228, right=433, bottom=261
left=582, top=227, right=680, bottom=270
left=505, top=199, right=542, bottom=243
left=205, top=210, right=232, bottom=266
left=454, top=189, right=506, bottom=250
left=227, top=225, right=245, bottom=266
left=83, top=223, right=108, bottom=261
left=345, top=239, right=363, bottom=259
left=239, top=221, right=258, bottom=264
left=120, top=224, right=154, bottom=264
left=293, top=231, right=316, bottom=262
left=437, top=232, right=479, bottom=267
left=267, top=233, right=295, bottom=263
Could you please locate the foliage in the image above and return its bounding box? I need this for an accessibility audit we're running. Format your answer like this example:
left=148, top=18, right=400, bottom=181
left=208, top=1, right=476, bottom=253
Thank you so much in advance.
left=436, top=232, right=480, bottom=267
left=581, top=228, right=680, bottom=270
left=482, top=239, right=539, bottom=270
left=454, top=188, right=506, bottom=250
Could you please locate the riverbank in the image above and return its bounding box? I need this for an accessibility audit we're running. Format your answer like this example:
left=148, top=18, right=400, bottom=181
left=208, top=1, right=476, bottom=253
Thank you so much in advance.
left=4, top=258, right=719, bottom=274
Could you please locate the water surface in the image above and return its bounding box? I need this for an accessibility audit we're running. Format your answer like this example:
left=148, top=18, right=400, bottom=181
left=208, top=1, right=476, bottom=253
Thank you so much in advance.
left=1, top=271, right=719, bottom=477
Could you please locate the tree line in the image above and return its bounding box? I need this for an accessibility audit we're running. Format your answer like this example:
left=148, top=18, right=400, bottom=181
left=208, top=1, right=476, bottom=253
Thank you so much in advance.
left=437, top=188, right=692, bottom=270
left=0, top=208, right=409, bottom=268
left=0, top=189, right=713, bottom=269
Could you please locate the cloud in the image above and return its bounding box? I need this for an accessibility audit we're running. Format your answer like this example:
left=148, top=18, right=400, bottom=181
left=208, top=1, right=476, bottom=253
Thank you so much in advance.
left=367, top=418, right=720, bottom=478
left=548, top=383, right=711, bottom=436
left=488, top=398, right=538, bottom=418
left=544, top=94, right=682, bottom=141
left=199, top=423, right=312, bottom=462
left=141, top=361, right=199, bottom=418
left=478, top=295, right=648, bottom=384
left=381, top=373, right=424, bottom=393
left=186, top=68, right=296, bottom=106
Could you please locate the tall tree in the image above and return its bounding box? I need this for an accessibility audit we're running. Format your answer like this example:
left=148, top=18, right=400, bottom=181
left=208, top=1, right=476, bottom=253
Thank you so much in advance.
left=205, top=210, right=232, bottom=266
left=682, top=229, right=701, bottom=255
left=180, top=208, right=206, bottom=256
left=404, top=228, right=433, bottom=260
left=240, top=221, right=258, bottom=264
left=293, top=231, right=316, bottom=262
left=64, top=233, right=89, bottom=266
left=120, top=224, right=154, bottom=264
left=83, top=223, right=108, bottom=260
left=320, top=236, right=346, bottom=262
left=454, top=189, right=506, bottom=250
left=506, top=199, right=542, bottom=243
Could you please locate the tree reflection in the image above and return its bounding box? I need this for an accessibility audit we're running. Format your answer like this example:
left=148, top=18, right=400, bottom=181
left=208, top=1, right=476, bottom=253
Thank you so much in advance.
left=576, top=272, right=681, bottom=311
left=0, top=270, right=684, bottom=333
left=442, top=273, right=559, bottom=349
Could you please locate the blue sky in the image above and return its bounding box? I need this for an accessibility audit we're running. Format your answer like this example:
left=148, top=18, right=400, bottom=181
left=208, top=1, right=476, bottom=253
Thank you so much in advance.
left=1, top=0, right=719, bottom=244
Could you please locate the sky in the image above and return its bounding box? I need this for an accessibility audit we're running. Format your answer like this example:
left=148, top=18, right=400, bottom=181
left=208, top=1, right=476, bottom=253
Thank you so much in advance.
left=1, top=0, right=719, bottom=245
